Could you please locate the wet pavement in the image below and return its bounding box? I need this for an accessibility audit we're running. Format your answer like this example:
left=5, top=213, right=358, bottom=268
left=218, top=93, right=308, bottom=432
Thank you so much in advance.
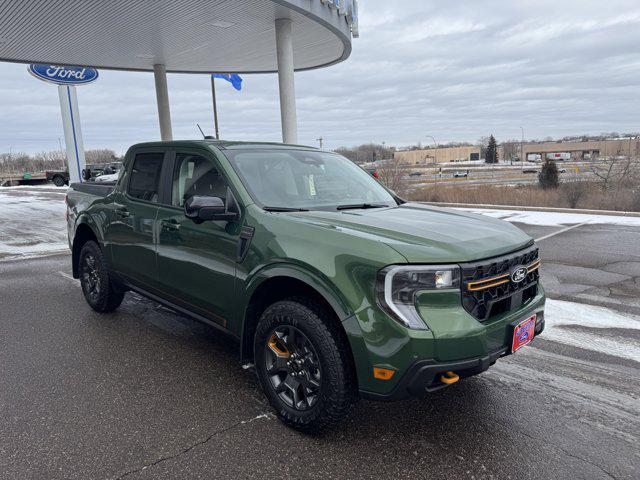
left=0, top=219, right=638, bottom=479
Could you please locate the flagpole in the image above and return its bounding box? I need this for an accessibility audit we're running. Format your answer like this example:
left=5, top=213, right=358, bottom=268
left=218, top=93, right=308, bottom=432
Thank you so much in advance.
left=211, top=75, right=220, bottom=140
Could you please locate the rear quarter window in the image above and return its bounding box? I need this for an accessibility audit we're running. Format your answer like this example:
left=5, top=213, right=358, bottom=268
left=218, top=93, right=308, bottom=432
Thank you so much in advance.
left=127, top=152, right=164, bottom=202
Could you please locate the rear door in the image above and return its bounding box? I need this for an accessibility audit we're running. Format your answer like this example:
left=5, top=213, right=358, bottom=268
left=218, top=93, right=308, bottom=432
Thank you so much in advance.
left=155, top=148, right=240, bottom=328
left=106, top=149, right=168, bottom=289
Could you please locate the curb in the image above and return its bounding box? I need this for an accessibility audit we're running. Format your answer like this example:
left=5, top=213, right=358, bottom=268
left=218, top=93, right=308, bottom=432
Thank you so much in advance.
left=420, top=202, right=640, bottom=218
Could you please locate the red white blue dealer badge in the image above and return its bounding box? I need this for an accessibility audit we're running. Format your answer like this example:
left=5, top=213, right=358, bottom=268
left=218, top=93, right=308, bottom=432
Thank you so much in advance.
left=512, top=314, right=536, bottom=353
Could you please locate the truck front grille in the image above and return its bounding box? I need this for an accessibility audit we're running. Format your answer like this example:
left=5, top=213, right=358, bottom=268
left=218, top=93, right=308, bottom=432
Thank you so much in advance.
left=460, top=245, right=540, bottom=322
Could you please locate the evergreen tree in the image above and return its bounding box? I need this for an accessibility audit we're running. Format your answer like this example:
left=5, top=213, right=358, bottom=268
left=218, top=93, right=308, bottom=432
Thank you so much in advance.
left=485, top=135, right=498, bottom=164
left=539, top=159, right=559, bottom=189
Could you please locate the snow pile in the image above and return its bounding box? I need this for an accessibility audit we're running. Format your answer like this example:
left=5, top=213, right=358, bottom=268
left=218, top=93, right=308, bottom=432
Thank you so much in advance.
left=0, top=188, right=68, bottom=260
left=543, top=299, right=640, bottom=362
left=458, top=208, right=640, bottom=227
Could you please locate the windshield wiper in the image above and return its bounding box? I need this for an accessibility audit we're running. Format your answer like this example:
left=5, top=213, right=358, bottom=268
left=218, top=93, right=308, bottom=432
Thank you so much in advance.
left=336, top=203, right=389, bottom=211
left=263, top=206, right=310, bottom=212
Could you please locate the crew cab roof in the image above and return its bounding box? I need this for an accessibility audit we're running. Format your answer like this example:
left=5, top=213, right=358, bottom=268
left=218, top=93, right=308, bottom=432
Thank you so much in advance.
left=129, top=140, right=320, bottom=152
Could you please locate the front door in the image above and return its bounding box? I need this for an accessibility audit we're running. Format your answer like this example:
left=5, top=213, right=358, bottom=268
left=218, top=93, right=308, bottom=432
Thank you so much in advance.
left=155, top=150, right=240, bottom=329
left=105, top=150, right=166, bottom=289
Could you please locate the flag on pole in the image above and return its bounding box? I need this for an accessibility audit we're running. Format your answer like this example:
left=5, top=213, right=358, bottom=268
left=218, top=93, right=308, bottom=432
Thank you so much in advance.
left=212, top=73, right=243, bottom=91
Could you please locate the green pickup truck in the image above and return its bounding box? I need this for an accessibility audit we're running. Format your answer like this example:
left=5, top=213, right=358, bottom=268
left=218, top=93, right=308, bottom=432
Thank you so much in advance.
left=66, top=140, right=545, bottom=431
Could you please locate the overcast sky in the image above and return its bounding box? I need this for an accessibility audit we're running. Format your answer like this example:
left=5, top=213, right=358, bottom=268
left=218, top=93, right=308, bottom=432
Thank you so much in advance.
left=1, top=0, right=639, bottom=155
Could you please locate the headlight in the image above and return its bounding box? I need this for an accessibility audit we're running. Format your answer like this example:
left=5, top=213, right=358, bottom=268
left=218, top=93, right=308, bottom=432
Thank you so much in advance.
left=376, top=265, right=461, bottom=330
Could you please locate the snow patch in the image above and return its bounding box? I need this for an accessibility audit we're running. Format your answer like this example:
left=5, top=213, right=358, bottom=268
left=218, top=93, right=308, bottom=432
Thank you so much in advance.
left=543, top=299, right=640, bottom=362
left=457, top=208, right=640, bottom=227
left=0, top=189, right=68, bottom=261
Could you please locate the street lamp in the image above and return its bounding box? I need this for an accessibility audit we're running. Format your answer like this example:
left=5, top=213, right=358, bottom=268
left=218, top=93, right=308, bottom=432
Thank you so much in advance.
left=520, top=126, right=525, bottom=173
left=426, top=135, right=439, bottom=190
left=425, top=135, right=438, bottom=165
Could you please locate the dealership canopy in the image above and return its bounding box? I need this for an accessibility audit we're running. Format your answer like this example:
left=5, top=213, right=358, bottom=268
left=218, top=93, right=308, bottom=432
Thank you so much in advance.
left=0, top=0, right=358, bottom=145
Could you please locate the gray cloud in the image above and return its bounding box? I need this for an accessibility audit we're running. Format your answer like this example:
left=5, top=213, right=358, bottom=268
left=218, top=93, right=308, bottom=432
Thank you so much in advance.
left=1, top=0, right=639, bottom=154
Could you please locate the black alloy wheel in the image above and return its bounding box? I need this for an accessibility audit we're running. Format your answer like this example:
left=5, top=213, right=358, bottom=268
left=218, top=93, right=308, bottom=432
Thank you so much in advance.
left=81, top=252, right=101, bottom=303
left=265, top=326, right=322, bottom=411
left=78, top=240, right=125, bottom=313
left=254, top=299, right=358, bottom=432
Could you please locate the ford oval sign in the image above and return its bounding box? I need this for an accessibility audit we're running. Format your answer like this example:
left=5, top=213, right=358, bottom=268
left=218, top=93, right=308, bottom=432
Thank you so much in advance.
left=511, top=266, right=528, bottom=284
left=28, top=64, right=98, bottom=86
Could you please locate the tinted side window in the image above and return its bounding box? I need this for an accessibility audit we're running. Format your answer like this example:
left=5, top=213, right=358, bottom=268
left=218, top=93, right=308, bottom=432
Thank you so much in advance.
left=127, top=152, right=164, bottom=202
left=171, top=153, right=228, bottom=207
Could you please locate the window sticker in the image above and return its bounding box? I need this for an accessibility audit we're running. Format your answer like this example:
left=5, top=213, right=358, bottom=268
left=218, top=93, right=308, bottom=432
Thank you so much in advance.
left=308, top=174, right=317, bottom=196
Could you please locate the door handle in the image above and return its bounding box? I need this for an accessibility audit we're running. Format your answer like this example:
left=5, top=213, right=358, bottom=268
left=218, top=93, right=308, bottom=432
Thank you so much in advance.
left=162, top=219, right=181, bottom=231
left=115, top=209, right=130, bottom=218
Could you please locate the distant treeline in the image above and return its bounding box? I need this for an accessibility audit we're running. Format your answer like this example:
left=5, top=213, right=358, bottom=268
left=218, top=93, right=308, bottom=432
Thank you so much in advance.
left=334, top=143, right=396, bottom=164
left=0, top=149, right=118, bottom=173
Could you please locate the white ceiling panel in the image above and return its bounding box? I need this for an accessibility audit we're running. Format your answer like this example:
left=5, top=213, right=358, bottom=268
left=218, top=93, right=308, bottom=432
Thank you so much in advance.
left=0, top=0, right=352, bottom=73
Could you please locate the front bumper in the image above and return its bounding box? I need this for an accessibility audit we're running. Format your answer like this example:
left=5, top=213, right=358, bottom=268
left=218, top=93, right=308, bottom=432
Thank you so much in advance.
left=343, top=288, right=546, bottom=399
left=361, top=312, right=544, bottom=400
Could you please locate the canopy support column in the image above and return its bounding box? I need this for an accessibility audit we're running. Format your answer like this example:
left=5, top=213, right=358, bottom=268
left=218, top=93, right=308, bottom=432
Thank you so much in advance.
left=153, top=64, right=173, bottom=141
left=275, top=18, right=298, bottom=144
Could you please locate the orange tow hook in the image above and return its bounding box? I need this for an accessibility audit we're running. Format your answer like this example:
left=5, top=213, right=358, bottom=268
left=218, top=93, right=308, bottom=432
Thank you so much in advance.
left=440, top=371, right=460, bottom=385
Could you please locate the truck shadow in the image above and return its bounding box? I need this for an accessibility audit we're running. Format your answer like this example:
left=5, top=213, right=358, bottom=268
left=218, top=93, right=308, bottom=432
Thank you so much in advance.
left=120, top=292, right=532, bottom=440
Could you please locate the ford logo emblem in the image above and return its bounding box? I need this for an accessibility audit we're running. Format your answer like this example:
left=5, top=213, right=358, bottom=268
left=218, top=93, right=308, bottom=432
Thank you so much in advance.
left=511, top=266, right=528, bottom=283
left=28, top=64, right=99, bottom=86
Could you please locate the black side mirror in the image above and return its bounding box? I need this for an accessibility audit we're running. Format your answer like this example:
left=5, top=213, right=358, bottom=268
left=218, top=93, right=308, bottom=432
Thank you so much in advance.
left=184, top=193, right=239, bottom=223
left=81, top=168, right=92, bottom=181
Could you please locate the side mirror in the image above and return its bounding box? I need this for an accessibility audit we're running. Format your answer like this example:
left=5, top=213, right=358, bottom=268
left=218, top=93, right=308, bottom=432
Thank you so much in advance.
left=81, top=168, right=92, bottom=181
left=184, top=193, right=239, bottom=223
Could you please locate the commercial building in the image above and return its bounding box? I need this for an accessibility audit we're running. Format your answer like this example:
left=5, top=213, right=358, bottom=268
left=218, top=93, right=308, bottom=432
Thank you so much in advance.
left=521, top=139, right=639, bottom=161
left=395, top=138, right=639, bottom=165
left=394, top=146, right=482, bottom=165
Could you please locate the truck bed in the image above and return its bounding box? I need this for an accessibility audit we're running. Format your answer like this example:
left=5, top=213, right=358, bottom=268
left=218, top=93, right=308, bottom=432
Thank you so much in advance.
left=70, top=182, right=116, bottom=197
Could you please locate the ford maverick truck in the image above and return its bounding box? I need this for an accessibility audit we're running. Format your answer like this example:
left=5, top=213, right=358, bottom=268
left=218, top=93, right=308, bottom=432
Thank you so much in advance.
left=66, top=140, right=545, bottom=431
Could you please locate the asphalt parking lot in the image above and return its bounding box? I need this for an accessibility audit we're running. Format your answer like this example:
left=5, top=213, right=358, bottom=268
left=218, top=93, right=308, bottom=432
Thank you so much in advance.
left=1, top=196, right=639, bottom=479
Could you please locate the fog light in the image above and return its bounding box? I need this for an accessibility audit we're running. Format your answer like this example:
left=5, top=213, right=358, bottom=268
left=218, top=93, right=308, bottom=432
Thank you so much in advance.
left=373, top=367, right=396, bottom=380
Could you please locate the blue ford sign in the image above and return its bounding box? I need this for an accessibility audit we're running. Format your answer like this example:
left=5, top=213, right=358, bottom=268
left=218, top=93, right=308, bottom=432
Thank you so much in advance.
left=28, top=64, right=98, bottom=85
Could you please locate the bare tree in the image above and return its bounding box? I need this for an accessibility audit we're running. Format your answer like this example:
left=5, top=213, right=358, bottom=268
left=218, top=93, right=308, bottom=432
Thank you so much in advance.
left=590, top=155, right=632, bottom=192
left=501, top=140, right=520, bottom=163
left=334, top=144, right=396, bottom=164
left=33, top=150, right=66, bottom=171
left=0, top=148, right=118, bottom=174
left=377, top=157, right=410, bottom=197
left=85, top=149, right=118, bottom=164
left=562, top=180, right=587, bottom=208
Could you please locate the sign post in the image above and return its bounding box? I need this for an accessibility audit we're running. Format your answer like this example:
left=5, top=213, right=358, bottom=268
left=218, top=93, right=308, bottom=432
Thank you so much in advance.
left=210, top=73, right=243, bottom=141
left=28, top=64, right=98, bottom=183
left=57, top=85, right=86, bottom=184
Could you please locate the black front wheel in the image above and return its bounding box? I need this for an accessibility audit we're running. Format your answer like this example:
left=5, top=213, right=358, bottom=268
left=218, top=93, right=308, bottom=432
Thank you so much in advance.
left=79, top=241, right=124, bottom=313
left=254, top=299, right=358, bottom=432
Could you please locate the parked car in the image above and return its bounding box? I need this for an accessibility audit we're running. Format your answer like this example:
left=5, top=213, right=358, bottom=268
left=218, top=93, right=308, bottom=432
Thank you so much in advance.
left=523, top=167, right=539, bottom=174
left=94, top=172, right=120, bottom=183
left=66, top=140, right=545, bottom=431
left=453, top=171, right=468, bottom=178
left=364, top=167, right=380, bottom=179
left=409, top=171, right=423, bottom=177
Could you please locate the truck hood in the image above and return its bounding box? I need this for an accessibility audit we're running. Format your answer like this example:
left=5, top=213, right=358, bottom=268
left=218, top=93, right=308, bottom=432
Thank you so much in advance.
left=285, top=203, right=533, bottom=263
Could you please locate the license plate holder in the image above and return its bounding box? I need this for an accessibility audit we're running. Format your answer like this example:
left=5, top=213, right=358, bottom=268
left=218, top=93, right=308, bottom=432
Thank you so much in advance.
left=511, top=314, right=537, bottom=353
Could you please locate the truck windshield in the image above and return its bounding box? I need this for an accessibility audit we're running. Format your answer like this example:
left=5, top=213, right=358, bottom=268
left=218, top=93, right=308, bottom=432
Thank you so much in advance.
left=223, top=149, right=397, bottom=211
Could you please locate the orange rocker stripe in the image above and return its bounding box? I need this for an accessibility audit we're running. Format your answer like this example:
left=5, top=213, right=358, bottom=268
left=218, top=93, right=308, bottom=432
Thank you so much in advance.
left=467, top=259, right=540, bottom=292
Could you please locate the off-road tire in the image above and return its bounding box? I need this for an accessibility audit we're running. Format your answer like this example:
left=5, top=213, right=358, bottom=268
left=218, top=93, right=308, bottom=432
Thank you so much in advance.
left=254, top=298, right=358, bottom=432
left=79, top=241, right=124, bottom=313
